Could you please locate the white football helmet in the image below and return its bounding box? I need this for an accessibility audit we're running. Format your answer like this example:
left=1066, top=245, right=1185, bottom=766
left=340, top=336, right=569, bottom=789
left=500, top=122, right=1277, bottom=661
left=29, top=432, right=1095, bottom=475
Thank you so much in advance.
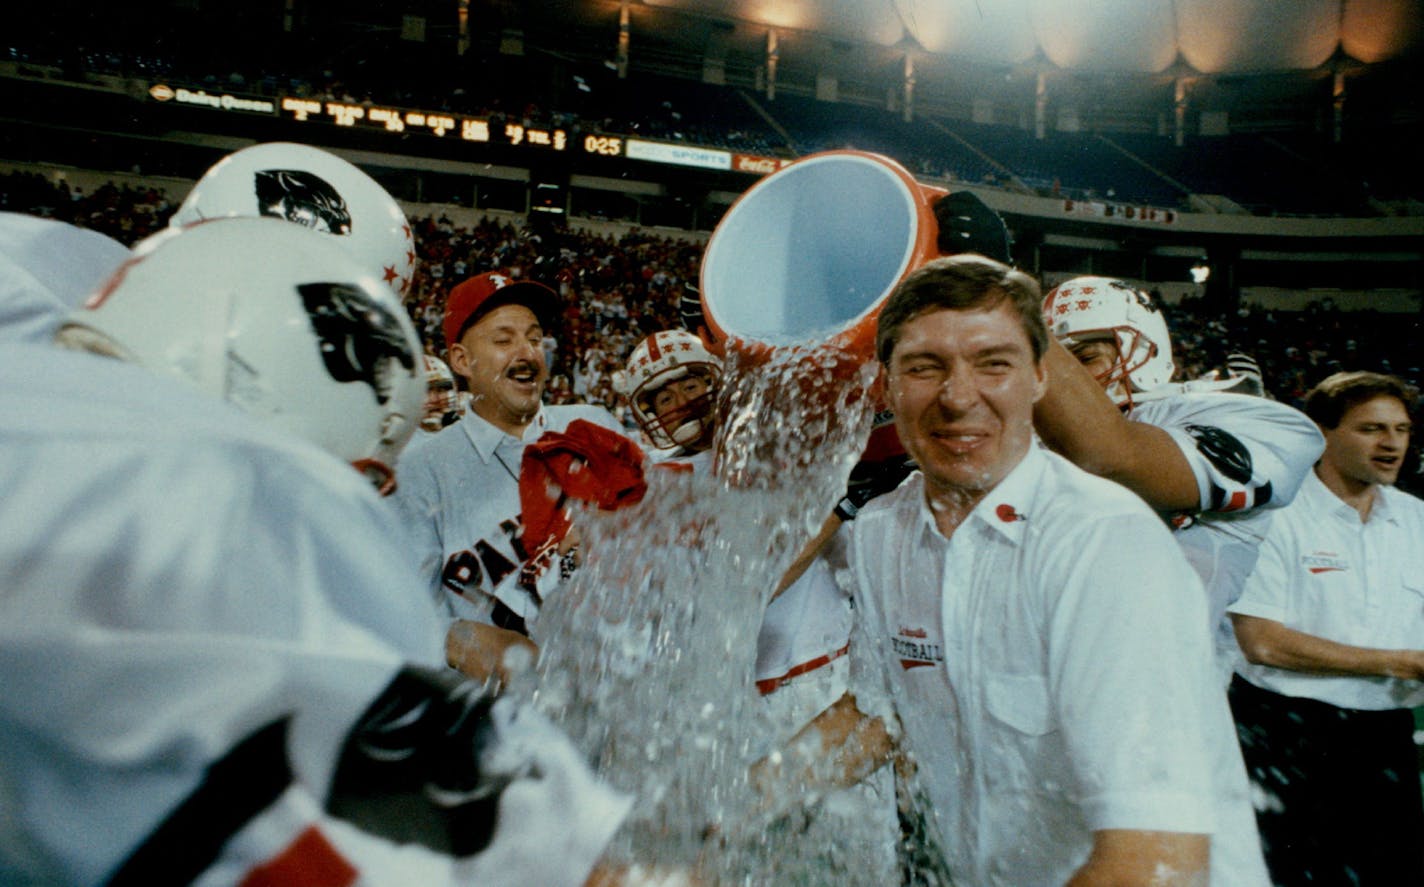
left=60, top=217, right=425, bottom=495
left=612, top=329, right=722, bottom=451
left=421, top=353, right=458, bottom=431
left=171, top=142, right=416, bottom=299
left=1043, top=276, right=1175, bottom=407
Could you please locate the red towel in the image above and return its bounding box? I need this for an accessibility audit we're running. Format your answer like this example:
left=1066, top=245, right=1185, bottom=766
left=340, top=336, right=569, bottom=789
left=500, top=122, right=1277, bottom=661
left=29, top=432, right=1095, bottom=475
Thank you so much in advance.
left=518, top=419, right=648, bottom=552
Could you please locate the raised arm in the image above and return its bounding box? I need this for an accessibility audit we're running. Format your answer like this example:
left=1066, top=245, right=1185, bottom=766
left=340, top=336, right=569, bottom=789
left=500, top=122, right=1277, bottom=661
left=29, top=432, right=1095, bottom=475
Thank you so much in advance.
left=1034, top=338, right=1200, bottom=511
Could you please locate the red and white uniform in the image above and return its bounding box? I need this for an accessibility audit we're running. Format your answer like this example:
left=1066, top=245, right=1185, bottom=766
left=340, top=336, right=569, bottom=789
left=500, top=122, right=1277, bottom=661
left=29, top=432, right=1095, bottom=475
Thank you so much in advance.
left=1129, top=390, right=1324, bottom=666
left=0, top=344, right=628, bottom=887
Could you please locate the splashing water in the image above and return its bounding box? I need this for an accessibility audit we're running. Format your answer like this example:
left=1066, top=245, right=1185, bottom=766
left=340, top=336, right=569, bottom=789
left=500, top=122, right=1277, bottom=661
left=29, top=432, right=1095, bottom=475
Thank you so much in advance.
left=516, top=341, right=884, bottom=882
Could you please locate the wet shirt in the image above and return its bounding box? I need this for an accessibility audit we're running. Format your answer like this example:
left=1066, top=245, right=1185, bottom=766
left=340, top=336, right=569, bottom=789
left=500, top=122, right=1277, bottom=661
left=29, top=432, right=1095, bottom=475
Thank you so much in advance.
left=391, top=402, right=623, bottom=634
left=845, top=445, right=1269, bottom=887
left=1229, top=471, right=1424, bottom=710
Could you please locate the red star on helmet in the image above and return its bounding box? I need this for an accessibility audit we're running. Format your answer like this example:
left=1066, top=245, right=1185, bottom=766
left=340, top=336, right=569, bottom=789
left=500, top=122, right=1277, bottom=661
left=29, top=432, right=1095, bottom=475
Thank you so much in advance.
left=1055, top=303, right=1070, bottom=315
left=1080, top=286, right=1096, bottom=295
left=402, top=224, right=412, bottom=240
left=383, top=265, right=399, bottom=283
left=1076, top=299, right=1092, bottom=310
left=406, top=250, right=416, bottom=265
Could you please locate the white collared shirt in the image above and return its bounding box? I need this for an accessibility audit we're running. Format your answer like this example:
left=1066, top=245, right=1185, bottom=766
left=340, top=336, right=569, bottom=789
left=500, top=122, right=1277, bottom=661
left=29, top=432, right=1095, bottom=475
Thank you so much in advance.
left=845, top=445, right=1268, bottom=886
left=1229, top=470, right=1424, bottom=710
left=391, top=401, right=622, bottom=628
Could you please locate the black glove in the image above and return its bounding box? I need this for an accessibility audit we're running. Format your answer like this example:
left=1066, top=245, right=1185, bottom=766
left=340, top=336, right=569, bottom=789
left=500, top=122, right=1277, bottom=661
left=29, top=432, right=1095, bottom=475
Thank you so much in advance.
left=934, top=191, right=1011, bottom=264
left=835, top=454, right=916, bottom=521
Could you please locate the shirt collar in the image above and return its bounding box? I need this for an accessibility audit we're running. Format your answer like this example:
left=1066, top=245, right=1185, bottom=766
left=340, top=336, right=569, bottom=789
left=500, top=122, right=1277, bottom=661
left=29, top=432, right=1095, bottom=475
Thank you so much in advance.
left=1303, top=467, right=1395, bottom=525
left=913, top=443, right=1046, bottom=545
left=460, top=404, right=547, bottom=462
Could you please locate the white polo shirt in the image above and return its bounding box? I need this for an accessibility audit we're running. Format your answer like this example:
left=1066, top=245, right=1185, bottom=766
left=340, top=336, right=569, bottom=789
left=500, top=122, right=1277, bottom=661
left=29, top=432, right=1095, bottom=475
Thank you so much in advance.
left=845, top=445, right=1268, bottom=887
left=1229, top=470, right=1424, bottom=710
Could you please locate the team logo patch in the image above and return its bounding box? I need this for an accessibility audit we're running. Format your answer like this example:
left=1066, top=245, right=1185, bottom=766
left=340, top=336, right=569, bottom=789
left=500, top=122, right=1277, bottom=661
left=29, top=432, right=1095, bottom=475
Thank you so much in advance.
left=1302, top=552, right=1348, bottom=574
left=297, top=283, right=415, bottom=404
left=995, top=503, right=1026, bottom=523
left=255, top=169, right=352, bottom=235
left=893, top=626, right=943, bottom=670
left=1186, top=424, right=1271, bottom=512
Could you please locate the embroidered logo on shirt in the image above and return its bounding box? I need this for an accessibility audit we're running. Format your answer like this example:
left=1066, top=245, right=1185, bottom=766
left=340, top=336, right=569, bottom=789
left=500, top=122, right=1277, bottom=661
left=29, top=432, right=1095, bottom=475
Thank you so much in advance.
left=893, top=627, right=943, bottom=670
left=1302, top=551, right=1348, bottom=574
left=995, top=503, right=1026, bottom=523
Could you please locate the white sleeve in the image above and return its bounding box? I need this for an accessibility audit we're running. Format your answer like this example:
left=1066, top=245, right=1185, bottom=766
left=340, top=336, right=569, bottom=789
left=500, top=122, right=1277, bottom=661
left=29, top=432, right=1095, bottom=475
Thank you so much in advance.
left=1150, top=395, right=1323, bottom=516
left=1042, top=513, right=1219, bottom=833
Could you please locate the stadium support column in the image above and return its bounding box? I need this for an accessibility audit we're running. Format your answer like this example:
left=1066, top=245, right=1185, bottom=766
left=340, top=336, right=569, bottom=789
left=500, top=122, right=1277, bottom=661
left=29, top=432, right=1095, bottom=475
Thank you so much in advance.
left=528, top=156, right=571, bottom=237
left=458, top=0, right=470, bottom=56
left=903, top=53, right=916, bottom=123
left=766, top=30, right=779, bottom=100
left=617, top=0, right=630, bottom=79
left=1174, top=77, right=1188, bottom=148
left=1203, top=242, right=1240, bottom=315
left=1035, top=71, right=1048, bottom=140
left=1333, top=69, right=1346, bottom=144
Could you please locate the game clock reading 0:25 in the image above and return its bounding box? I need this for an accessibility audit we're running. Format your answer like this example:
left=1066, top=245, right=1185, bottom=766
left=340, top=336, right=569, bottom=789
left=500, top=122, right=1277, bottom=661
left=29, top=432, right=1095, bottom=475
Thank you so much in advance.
left=583, top=135, right=624, bottom=157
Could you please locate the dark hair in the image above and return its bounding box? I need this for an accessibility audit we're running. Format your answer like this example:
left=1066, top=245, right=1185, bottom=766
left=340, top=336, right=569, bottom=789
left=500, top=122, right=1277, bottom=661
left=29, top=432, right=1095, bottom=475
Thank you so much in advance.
left=875, top=254, right=1046, bottom=366
left=1303, top=371, right=1416, bottom=429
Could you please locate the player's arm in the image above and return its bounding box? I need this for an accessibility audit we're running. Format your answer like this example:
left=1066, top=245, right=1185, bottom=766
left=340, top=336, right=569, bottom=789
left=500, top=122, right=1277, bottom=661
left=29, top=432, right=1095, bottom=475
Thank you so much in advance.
left=1065, top=829, right=1208, bottom=887
left=445, top=619, right=539, bottom=687
left=749, top=691, right=894, bottom=797
left=1034, top=338, right=1201, bottom=511
left=772, top=512, right=841, bottom=600
left=1231, top=614, right=1424, bottom=680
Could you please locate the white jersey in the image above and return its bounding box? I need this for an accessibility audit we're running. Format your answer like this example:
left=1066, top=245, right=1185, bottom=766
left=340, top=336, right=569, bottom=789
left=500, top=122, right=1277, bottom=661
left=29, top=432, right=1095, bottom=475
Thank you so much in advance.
left=0, top=343, right=628, bottom=887
left=845, top=447, right=1269, bottom=887
left=1129, top=391, right=1323, bottom=656
left=390, top=402, right=623, bottom=635
left=0, top=212, right=129, bottom=344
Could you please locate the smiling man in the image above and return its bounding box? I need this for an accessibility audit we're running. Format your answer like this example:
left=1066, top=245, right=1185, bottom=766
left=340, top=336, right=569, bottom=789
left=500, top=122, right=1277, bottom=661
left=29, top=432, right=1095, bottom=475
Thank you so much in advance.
left=842, top=255, right=1268, bottom=886
left=391, top=271, right=623, bottom=680
left=1228, top=371, right=1424, bottom=886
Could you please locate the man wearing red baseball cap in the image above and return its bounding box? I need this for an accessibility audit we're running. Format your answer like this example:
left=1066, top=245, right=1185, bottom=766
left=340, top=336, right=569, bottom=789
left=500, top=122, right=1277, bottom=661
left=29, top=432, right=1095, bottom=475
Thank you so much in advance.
left=391, top=271, right=625, bottom=682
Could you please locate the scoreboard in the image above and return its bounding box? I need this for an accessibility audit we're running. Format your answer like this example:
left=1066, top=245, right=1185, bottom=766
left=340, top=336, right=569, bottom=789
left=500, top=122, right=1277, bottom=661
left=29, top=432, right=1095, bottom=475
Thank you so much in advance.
left=148, top=83, right=788, bottom=175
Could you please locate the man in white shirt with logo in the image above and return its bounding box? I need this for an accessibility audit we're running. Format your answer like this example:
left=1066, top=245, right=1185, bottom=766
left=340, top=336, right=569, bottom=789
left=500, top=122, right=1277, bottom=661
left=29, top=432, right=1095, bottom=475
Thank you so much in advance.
left=1228, top=370, right=1424, bottom=886
left=843, top=255, right=1268, bottom=885
left=391, top=271, right=623, bottom=682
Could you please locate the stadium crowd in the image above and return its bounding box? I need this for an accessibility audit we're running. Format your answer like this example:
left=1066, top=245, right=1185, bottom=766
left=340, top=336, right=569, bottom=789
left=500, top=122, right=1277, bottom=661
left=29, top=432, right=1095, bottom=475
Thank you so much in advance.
left=4, top=167, right=1417, bottom=493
